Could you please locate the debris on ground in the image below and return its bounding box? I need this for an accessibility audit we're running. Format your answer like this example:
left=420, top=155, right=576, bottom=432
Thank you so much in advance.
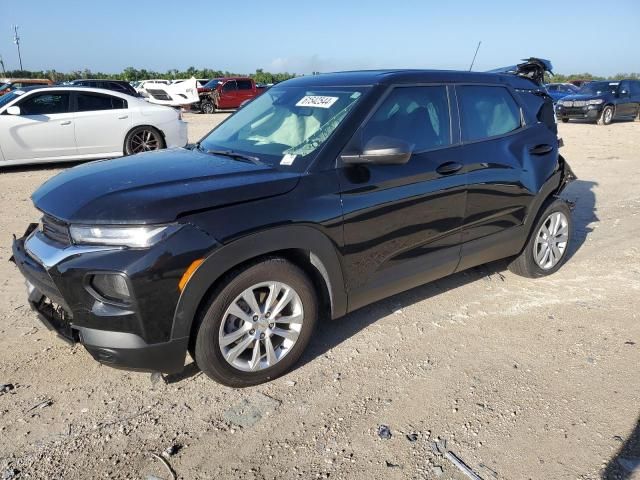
left=445, top=450, right=483, bottom=480
left=148, top=452, right=176, bottom=480
left=406, top=432, right=418, bottom=442
left=223, top=392, right=281, bottom=428
left=25, top=398, right=53, bottom=413
left=150, top=372, right=166, bottom=386
left=0, top=384, right=14, bottom=395
left=2, top=468, right=19, bottom=480
left=385, top=460, right=399, bottom=468
left=162, top=444, right=181, bottom=459
left=431, top=438, right=447, bottom=455
left=377, top=424, right=392, bottom=440
left=431, top=465, right=444, bottom=477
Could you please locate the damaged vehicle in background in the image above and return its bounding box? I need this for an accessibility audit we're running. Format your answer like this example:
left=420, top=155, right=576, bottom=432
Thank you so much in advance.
left=556, top=79, right=640, bottom=125
left=198, top=77, right=266, bottom=113
left=11, top=58, right=575, bottom=387
left=138, top=78, right=200, bottom=108
left=0, top=86, right=187, bottom=167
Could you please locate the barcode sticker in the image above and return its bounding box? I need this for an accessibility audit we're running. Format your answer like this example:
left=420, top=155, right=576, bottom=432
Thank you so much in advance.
left=295, top=96, right=339, bottom=109
left=280, top=154, right=297, bottom=165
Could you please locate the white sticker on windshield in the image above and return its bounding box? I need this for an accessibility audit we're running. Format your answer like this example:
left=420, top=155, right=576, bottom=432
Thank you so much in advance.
left=296, top=96, right=339, bottom=109
left=280, top=154, right=297, bottom=165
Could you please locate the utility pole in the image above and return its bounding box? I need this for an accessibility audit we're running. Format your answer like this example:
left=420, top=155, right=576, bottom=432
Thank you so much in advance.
left=0, top=55, right=5, bottom=76
left=12, top=25, right=23, bottom=71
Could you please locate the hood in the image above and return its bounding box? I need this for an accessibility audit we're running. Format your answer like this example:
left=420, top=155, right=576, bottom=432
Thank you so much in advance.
left=32, top=148, right=301, bottom=224
left=560, top=93, right=610, bottom=102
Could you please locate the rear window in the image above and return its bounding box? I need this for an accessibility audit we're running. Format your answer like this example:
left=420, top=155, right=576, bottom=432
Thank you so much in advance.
left=237, top=80, right=253, bottom=90
left=77, top=93, right=127, bottom=111
left=458, top=86, right=521, bottom=141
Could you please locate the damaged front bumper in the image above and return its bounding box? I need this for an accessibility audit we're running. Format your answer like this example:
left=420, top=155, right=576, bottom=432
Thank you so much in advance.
left=10, top=223, right=213, bottom=374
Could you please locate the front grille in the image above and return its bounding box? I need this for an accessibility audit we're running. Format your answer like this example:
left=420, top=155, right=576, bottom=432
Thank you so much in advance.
left=42, top=215, right=71, bottom=245
left=147, top=89, right=171, bottom=101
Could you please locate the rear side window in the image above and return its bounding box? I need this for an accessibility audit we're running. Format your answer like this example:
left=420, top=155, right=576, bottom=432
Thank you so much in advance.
left=19, top=92, right=70, bottom=115
left=361, top=86, right=451, bottom=152
left=77, top=93, right=127, bottom=111
left=458, top=85, right=521, bottom=141
left=237, top=80, right=253, bottom=90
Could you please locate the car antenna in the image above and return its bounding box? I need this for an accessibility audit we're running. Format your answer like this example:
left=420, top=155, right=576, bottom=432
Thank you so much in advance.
left=469, top=41, right=482, bottom=71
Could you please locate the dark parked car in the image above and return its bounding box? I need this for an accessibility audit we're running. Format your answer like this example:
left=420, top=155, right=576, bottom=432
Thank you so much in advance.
left=11, top=59, right=575, bottom=387
left=68, top=79, right=139, bottom=97
left=556, top=80, right=640, bottom=125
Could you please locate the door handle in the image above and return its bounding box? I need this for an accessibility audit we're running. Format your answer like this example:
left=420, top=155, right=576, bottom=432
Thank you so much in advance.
left=118, top=115, right=128, bottom=119
left=529, top=144, right=553, bottom=155
left=436, top=161, right=463, bottom=175
left=60, top=120, right=72, bottom=125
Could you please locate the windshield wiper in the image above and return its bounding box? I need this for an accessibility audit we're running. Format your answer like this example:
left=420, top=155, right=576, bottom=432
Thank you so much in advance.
left=202, top=148, right=264, bottom=165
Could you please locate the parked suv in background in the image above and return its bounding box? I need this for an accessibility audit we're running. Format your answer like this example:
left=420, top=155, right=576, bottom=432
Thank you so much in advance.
left=11, top=59, right=575, bottom=387
left=556, top=79, right=640, bottom=125
left=67, top=79, right=139, bottom=97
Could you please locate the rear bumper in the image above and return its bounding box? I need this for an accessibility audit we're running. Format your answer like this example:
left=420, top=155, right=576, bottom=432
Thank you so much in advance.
left=164, top=120, right=189, bottom=148
left=11, top=230, right=196, bottom=374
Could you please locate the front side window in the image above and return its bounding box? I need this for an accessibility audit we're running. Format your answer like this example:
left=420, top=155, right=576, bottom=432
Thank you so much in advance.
left=361, top=86, right=451, bottom=152
left=18, top=92, right=70, bottom=115
left=458, top=85, right=521, bottom=141
left=77, top=93, right=127, bottom=111
left=199, top=86, right=367, bottom=169
left=237, top=80, right=253, bottom=90
left=223, top=81, right=237, bottom=92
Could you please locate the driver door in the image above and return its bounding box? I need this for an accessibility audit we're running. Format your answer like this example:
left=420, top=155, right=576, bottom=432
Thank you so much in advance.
left=0, top=91, right=76, bottom=161
left=336, top=85, right=467, bottom=310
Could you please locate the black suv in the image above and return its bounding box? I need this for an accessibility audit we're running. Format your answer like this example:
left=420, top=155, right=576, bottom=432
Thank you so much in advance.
left=68, top=79, right=138, bottom=97
left=556, top=79, right=640, bottom=125
left=12, top=59, right=575, bottom=387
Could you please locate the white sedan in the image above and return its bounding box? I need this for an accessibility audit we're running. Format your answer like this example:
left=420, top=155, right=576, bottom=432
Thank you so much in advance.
left=0, top=86, right=188, bottom=167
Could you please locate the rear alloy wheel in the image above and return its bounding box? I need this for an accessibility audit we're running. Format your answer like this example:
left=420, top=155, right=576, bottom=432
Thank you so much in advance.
left=597, top=105, right=614, bottom=125
left=201, top=101, right=215, bottom=114
left=508, top=199, right=572, bottom=278
left=194, top=258, right=317, bottom=387
left=124, top=126, right=164, bottom=155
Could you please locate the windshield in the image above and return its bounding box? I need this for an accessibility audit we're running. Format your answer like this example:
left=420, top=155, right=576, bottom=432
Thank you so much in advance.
left=199, top=85, right=367, bottom=169
left=203, top=78, right=223, bottom=89
left=579, top=82, right=619, bottom=96
left=0, top=83, right=11, bottom=91
left=0, top=91, right=23, bottom=108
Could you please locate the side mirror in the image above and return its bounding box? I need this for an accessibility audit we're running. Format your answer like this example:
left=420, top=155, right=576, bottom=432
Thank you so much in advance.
left=341, top=136, right=412, bottom=165
left=6, top=106, right=21, bottom=116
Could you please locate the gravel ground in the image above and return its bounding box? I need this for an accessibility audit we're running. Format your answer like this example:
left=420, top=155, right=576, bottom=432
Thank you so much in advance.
left=0, top=113, right=639, bottom=480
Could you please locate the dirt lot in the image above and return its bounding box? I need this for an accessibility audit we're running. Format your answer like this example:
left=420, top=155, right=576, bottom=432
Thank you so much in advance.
left=1, top=114, right=639, bottom=480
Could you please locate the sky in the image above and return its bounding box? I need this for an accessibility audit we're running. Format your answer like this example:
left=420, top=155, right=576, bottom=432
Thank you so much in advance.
left=1, top=0, right=639, bottom=77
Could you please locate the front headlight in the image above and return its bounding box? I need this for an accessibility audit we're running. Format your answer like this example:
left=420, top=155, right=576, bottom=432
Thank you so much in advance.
left=69, top=224, right=181, bottom=247
left=588, top=99, right=604, bottom=105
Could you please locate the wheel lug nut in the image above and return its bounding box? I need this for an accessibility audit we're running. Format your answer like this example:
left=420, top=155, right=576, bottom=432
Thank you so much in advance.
left=265, top=312, right=271, bottom=318
left=260, top=333, right=265, bottom=339
left=249, top=329, right=255, bottom=334
left=269, top=323, right=274, bottom=329
left=253, top=315, right=258, bottom=321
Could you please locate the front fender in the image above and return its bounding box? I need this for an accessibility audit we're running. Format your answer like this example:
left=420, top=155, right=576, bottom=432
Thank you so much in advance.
left=170, top=225, right=347, bottom=341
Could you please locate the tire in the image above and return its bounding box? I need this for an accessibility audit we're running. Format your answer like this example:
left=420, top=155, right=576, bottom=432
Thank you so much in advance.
left=123, top=126, right=165, bottom=156
left=193, top=258, right=318, bottom=387
left=560, top=117, right=569, bottom=123
left=201, top=101, right=215, bottom=114
left=635, top=108, right=640, bottom=122
left=508, top=199, right=572, bottom=278
left=597, top=105, right=614, bottom=125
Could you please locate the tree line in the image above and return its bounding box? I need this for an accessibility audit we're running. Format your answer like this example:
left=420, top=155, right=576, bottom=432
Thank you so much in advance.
left=2, top=66, right=639, bottom=84
left=0, top=67, right=296, bottom=84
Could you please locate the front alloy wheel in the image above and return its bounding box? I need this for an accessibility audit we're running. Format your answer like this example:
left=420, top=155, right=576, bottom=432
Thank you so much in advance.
left=193, top=258, right=317, bottom=387
left=219, top=281, right=304, bottom=372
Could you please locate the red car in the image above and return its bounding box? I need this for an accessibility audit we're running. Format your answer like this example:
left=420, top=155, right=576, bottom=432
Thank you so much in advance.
left=198, top=77, right=266, bottom=113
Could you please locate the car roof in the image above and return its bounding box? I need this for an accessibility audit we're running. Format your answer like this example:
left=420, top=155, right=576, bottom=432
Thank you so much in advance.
left=70, top=79, right=129, bottom=83
left=13, top=85, right=143, bottom=100
left=282, top=69, right=539, bottom=89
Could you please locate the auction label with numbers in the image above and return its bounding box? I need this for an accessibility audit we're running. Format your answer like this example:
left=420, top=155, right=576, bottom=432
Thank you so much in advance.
left=296, top=96, right=339, bottom=108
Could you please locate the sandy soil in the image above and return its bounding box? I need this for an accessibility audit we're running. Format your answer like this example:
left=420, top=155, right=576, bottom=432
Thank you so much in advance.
left=0, top=114, right=639, bottom=480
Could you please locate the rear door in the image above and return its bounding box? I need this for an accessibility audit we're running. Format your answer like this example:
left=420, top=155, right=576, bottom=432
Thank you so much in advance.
left=630, top=81, right=640, bottom=116
left=0, top=91, right=76, bottom=161
left=72, top=91, right=131, bottom=156
left=338, top=85, right=467, bottom=310
left=616, top=81, right=635, bottom=117
left=236, top=79, right=255, bottom=104
left=454, top=84, right=558, bottom=270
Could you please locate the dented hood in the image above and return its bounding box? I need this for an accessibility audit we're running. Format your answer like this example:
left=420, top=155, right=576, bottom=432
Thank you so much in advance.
left=32, top=148, right=301, bottom=224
